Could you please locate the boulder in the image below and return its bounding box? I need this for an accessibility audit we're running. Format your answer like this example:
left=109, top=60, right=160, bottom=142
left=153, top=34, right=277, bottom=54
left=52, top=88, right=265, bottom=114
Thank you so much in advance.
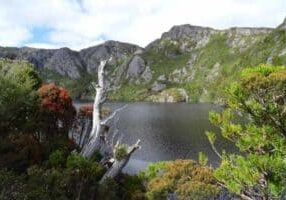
left=126, top=55, right=146, bottom=79
left=151, top=81, right=166, bottom=92
left=147, top=88, right=188, bottom=103
left=141, top=66, right=152, bottom=81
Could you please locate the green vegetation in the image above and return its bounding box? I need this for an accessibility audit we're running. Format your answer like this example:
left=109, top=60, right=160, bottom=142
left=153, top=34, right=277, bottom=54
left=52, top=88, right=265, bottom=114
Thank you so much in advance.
left=108, top=84, right=150, bottom=101
left=140, top=160, right=221, bottom=200
left=40, top=68, right=97, bottom=100
left=0, top=59, right=41, bottom=134
left=0, top=59, right=148, bottom=200
left=242, top=29, right=286, bottom=67
left=207, top=65, right=286, bottom=199
left=111, top=29, right=286, bottom=103
left=1, top=45, right=286, bottom=199
left=142, top=47, right=190, bottom=79
left=115, top=144, right=128, bottom=160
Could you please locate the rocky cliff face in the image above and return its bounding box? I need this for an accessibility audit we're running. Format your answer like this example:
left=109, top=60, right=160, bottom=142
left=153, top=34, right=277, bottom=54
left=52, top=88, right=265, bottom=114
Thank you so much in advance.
left=1, top=18, right=286, bottom=102
left=0, top=40, right=142, bottom=80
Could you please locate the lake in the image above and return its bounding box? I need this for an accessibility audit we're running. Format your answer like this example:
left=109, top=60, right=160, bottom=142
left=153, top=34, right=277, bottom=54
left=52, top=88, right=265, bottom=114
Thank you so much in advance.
left=75, top=102, right=237, bottom=174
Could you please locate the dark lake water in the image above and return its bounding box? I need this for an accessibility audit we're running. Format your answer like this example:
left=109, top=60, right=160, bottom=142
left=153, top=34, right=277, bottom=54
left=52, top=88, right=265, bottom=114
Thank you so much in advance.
left=75, top=102, right=237, bottom=174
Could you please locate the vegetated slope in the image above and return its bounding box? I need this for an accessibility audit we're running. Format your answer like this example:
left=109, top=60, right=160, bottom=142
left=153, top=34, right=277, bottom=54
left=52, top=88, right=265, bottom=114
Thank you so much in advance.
left=110, top=18, right=286, bottom=103
left=1, top=18, right=286, bottom=102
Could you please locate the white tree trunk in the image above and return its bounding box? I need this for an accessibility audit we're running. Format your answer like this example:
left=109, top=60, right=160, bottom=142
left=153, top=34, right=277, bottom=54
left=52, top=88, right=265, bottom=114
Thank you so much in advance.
left=100, top=140, right=141, bottom=184
left=79, top=58, right=141, bottom=182
left=80, top=60, right=107, bottom=157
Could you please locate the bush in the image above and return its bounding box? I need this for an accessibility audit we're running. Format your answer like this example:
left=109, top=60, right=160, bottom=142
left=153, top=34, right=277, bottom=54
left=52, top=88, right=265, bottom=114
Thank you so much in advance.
left=115, top=144, right=128, bottom=160
left=66, top=154, right=105, bottom=180
left=37, top=83, right=76, bottom=139
left=0, top=59, right=41, bottom=134
left=207, top=65, right=286, bottom=199
left=0, top=134, right=42, bottom=172
left=142, top=160, right=220, bottom=200
left=49, top=150, right=66, bottom=168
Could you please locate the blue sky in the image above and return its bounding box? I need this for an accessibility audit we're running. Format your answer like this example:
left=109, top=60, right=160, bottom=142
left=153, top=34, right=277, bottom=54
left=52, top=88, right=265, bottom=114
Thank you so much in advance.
left=0, top=0, right=285, bottom=50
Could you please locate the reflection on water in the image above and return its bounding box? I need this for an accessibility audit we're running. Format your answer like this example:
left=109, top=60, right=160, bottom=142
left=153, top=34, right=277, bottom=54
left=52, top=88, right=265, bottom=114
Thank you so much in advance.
left=75, top=102, right=237, bottom=174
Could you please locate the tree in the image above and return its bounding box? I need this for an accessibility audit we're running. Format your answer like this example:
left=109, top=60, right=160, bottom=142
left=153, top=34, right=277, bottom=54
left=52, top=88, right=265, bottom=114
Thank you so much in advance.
left=0, top=59, right=41, bottom=134
left=37, top=83, right=76, bottom=139
left=207, top=64, right=286, bottom=200
left=70, top=59, right=141, bottom=183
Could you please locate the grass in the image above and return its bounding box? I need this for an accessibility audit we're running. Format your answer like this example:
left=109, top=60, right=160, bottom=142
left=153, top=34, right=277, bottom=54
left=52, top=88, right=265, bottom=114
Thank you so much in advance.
left=107, top=84, right=150, bottom=101
left=142, top=46, right=190, bottom=79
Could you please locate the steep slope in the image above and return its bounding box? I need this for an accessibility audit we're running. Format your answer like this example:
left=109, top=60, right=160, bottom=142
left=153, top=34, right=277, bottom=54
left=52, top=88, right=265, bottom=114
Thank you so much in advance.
left=109, top=20, right=286, bottom=103
left=0, top=41, right=143, bottom=98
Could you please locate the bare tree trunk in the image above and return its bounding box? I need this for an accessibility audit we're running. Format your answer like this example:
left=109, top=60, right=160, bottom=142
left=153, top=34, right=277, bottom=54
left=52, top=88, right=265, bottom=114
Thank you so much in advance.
left=100, top=140, right=141, bottom=184
left=77, top=58, right=141, bottom=183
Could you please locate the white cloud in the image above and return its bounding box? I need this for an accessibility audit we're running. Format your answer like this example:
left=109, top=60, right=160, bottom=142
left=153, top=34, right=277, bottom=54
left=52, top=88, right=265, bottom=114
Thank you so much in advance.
left=0, top=0, right=285, bottom=50
left=23, top=43, right=61, bottom=49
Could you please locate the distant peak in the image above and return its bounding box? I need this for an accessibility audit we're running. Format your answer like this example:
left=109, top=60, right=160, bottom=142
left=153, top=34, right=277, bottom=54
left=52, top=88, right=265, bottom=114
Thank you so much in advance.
left=161, top=24, right=214, bottom=40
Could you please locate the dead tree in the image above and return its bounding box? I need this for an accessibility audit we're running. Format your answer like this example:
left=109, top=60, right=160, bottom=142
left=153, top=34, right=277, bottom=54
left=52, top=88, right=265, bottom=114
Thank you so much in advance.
left=75, top=59, right=141, bottom=183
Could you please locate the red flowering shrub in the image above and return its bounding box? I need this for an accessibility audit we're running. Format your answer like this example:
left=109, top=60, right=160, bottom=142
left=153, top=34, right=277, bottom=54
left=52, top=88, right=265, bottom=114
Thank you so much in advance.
left=37, top=83, right=76, bottom=138
left=79, top=105, right=93, bottom=118
left=38, top=83, right=74, bottom=114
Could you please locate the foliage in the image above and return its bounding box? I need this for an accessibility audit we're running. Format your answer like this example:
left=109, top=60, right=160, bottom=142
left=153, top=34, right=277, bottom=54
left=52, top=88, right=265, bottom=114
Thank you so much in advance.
left=207, top=65, right=286, bottom=199
left=66, top=153, right=105, bottom=180
left=115, top=144, right=128, bottom=160
left=37, top=83, right=76, bottom=138
left=0, top=59, right=41, bottom=133
left=141, top=160, right=220, bottom=200
left=198, top=152, right=208, bottom=166
left=108, top=84, right=150, bottom=101
left=39, top=68, right=98, bottom=100
left=0, top=134, right=42, bottom=172
left=79, top=104, right=93, bottom=118
left=142, top=45, right=190, bottom=78
left=0, top=169, right=26, bottom=200
left=49, top=150, right=66, bottom=168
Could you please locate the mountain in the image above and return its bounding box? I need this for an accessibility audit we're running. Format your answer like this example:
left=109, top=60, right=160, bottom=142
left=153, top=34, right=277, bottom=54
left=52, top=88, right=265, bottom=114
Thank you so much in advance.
left=1, top=18, right=286, bottom=102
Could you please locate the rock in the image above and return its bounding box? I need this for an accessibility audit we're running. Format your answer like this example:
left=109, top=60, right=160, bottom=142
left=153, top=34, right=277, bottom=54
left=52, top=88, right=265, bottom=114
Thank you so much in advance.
left=279, top=48, right=286, bottom=57
left=80, top=40, right=142, bottom=74
left=206, top=62, right=220, bottom=81
left=126, top=55, right=146, bottom=79
left=151, top=81, right=166, bottom=92
left=147, top=88, right=188, bottom=103
left=45, top=48, right=83, bottom=79
left=0, top=40, right=143, bottom=80
left=224, top=28, right=271, bottom=51
left=157, top=74, right=166, bottom=81
left=267, top=56, right=273, bottom=64
left=141, top=66, right=152, bottom=81
left=168, top=67, right=189, bottom=83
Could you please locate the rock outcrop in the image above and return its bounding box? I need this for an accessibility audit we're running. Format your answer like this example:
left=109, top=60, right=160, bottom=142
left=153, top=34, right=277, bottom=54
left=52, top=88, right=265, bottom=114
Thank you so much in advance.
left=126, top=55, right=146, bottom=80
left=0, top=40, right=142, bottom=80
left=147, top=88, right=188, bottom=103
left=278, top=17, right=286, bottom=29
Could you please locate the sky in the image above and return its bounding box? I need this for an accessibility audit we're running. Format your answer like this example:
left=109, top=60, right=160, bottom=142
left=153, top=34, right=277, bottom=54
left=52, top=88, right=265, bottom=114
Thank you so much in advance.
left=0, top=0, right=285, bottom=50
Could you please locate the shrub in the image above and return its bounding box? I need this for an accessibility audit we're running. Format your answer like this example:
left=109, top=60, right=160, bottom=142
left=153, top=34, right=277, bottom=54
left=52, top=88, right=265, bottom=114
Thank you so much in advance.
left=115, top=144, right=128, bottom=160
left=37, top=83, right=76, bottom=138
left=49, top=150, right=66, bottom=168
left=0, top=134, right=42, bottom=172
left=0, top=59, right=41, bottom=134
left=207, top=65, right=286, bottom=199
left=142, top=160, right=220, bottom=200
